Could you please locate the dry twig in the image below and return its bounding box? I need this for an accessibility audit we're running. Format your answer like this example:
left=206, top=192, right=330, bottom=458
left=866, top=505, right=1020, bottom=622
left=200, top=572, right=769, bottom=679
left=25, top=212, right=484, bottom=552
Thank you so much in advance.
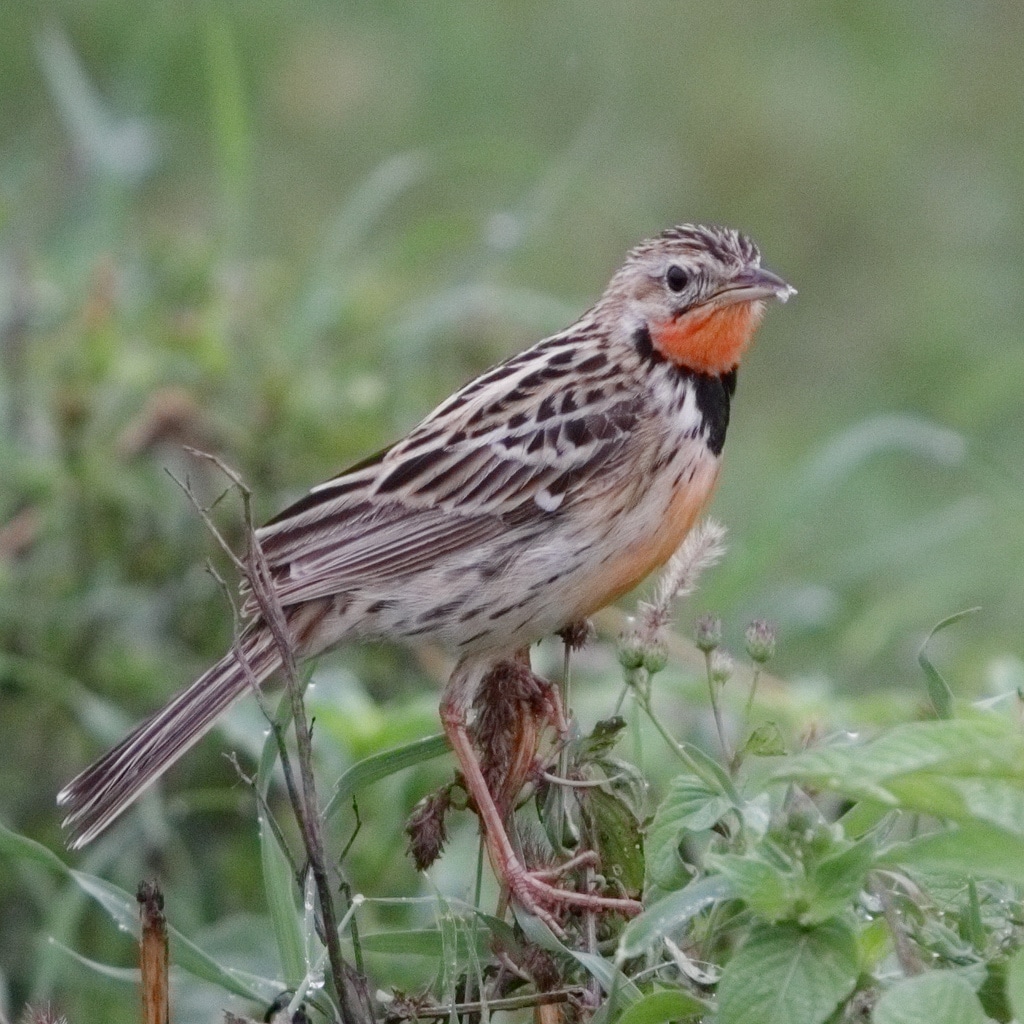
left=175, top=449, right=373, bottom=1024
left=137, top=881, right=169, bottom=1024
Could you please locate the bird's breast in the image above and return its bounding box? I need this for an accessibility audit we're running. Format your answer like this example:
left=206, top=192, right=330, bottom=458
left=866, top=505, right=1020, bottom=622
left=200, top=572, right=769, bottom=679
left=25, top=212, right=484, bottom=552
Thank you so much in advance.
left=570, top=449, right=722, bottom=619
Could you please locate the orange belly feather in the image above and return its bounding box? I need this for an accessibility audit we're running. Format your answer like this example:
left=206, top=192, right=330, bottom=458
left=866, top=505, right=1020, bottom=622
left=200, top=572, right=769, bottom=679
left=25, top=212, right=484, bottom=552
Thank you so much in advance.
left=572, top=458, right=721, bottom=619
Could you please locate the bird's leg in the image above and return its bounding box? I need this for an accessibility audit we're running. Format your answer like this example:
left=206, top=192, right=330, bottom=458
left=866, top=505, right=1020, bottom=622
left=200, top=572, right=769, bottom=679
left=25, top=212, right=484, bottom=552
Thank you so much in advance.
left=441, top=661, right=642, bottom=935
left=538, top=669, right=571, bottom=740
left=471, top=652, right=556, bottom=819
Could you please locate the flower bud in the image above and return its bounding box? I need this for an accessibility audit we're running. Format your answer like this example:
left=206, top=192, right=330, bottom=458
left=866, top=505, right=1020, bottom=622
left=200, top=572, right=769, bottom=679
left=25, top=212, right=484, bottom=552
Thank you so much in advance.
left=617, top=632, right=646, bottom=670
left=744, top=619, right=777, bottom=664
left=709, top=649, right=734, bottom=686
left=695, top=613, right=723, bottom=653
left=642, top=641, right=669, bottom=675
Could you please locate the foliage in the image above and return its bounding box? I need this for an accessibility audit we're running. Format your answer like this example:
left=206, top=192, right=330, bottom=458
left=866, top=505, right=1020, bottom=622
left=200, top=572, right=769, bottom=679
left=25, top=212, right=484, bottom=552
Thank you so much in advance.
left=6, top=540, right=1024, bottom=1022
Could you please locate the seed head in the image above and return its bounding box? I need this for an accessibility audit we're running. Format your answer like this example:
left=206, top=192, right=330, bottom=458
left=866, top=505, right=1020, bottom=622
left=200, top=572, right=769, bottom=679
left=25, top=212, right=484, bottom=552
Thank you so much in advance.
left=617, top=630, right=646, bottom=670
left=405, top=787, right=452, bottom=871
left=642, top=640, right=669, bottom=675
left=745, top=619, right=777, bottom=664
left=709, top=649, right=734, bottom=686
left=695, top=613, right=723, bottom=653
left=640, top=519, right=727, bottom=642
left=559, top=619, right=595, bottom=651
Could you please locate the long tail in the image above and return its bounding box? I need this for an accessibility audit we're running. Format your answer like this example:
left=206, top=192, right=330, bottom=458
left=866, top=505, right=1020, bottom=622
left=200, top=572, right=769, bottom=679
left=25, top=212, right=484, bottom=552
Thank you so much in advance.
left=58, top=627, right=280, bottom=849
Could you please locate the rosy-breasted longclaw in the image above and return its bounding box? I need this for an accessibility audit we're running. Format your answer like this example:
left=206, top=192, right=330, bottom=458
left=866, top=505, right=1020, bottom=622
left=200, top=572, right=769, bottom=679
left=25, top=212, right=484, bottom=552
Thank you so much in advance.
left=59, top=224, right=794, bottom=927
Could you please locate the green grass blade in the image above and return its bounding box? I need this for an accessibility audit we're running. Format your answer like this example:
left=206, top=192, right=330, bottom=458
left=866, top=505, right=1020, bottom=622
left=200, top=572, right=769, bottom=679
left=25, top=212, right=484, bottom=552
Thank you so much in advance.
left=46, top=938, right=139, bottom=984
left=205, top=11, right=251, bottom=214
left=256, top=695, right=305, bottom=986
left=324, top=733, right=450, bottom=825
left=0, top=821, right=281, bottom=1002
left=918, top=607, right=980, bottom=719
left=618, top=875, right=734, bottom=960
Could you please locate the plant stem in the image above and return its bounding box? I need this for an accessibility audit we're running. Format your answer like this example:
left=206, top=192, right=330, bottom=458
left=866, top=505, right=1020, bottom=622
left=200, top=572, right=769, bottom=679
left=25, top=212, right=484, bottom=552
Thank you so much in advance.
left=248, top=529, right=373, bottom=1024
left=389, top=988, right=585, bottom=1019
left=704, top=651, right=731, bottom=764
left=548, top=638, right=575, bottom=852
left=184, top=453, right=373, bottom=1024
left=744, top=666, right=761, bottom=720
left=635, top=690, right=727, bottom=797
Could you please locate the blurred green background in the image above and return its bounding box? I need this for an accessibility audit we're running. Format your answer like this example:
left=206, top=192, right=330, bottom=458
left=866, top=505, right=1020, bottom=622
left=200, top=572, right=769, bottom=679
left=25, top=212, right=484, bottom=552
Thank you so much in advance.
left=2, top=0, right=1023, bottom=1019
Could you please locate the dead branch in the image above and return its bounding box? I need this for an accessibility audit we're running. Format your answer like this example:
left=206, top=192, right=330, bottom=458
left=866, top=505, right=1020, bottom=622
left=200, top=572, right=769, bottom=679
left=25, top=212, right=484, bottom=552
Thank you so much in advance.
left=177, top=450, right=373, bottom=1024
left=137, top=880, right=169, bottom=1024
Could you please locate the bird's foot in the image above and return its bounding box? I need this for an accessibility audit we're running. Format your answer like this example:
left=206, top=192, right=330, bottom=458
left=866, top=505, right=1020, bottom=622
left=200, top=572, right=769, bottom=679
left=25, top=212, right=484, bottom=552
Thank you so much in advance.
left=502, top=851, right=643, bottom=937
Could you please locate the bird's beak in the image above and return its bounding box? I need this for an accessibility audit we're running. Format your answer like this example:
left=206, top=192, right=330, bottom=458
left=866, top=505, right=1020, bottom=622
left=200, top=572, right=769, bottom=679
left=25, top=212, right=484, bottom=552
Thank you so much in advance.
left=709, top=266, right=796, bottom=307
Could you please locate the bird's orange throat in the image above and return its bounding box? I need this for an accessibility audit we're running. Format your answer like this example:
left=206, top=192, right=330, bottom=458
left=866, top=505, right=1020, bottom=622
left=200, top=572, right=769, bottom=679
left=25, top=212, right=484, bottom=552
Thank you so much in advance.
left=649, top=300, right=765, bottom=375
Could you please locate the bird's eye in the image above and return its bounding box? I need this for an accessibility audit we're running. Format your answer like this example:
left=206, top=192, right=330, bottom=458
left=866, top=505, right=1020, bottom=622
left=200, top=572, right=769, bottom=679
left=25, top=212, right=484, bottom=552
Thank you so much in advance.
left=665, top=264, right=689, bottom=293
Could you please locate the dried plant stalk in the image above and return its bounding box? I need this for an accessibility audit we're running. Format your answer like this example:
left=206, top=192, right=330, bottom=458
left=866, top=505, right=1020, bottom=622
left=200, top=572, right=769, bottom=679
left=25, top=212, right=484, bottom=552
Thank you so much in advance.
left=137, top=881, right=169, bottom=1024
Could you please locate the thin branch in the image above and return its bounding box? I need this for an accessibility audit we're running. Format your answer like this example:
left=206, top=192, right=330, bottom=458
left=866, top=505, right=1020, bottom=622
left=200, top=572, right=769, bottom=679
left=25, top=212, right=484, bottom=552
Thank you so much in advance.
left=178, top=450, right=373, bottom=1024
left=338, top=799, right=367, bottom=980
left=243, top=488, right=374, bottom=1024
left=337, top=796, right=363, bottom=866
left=207, top=555, right=309, bottom=890
left=583, top=862, right=599, bottom=1004
left=137, top=881, right=169, bottom=1024
left=225, top=751, right=302, bottom=882
left=539, top=771, right=628, bottom=788
left=165, top=466, right=246, bottom=575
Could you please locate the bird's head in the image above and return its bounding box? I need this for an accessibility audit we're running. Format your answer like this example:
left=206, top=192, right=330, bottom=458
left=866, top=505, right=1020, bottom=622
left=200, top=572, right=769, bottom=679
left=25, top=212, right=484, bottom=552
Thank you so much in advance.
left=604, top=224, right=795, bottom=376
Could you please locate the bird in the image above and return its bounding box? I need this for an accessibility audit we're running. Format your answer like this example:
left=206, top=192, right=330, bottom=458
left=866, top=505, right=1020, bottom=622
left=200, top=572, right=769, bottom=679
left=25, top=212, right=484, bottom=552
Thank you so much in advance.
left=59, top=223, right=793, bottom=928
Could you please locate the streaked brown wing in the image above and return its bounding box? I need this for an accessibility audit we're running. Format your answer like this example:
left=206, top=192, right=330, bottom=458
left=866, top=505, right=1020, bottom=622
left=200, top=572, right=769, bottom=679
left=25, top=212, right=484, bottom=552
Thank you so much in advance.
left=258, top=502, right=507, bottom=607
left=247, top=332, right=643, bottom=611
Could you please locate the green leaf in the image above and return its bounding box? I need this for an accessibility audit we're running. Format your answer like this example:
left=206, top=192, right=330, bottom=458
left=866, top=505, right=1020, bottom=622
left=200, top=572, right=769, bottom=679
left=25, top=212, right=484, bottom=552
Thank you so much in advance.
left=962, top=879, right=985, bottom=950
left=618, top=875, right=733, bottom=959
left=804, top=837, right=876, bottom=924
left=681, top=741, right=743, bottom=805
left=705, top=852, right=797, bottom=922
left=324, top=733, right=450, bottom=824
left=257, top=699, right=305, bottom=986
left=882, top=823, right=1024, bottom=887
left=980, top=955, right=1011, bottom=1023
left=1005, top=946, right=1024, bottom=1024
left=516, top=909, right=642, bottom=1007
left=716, top=920, right=858, bottom=1024
left=774, top=717, right=1024, bottom=808
left=886, top=775, right=1024, bottom=836
left=858, top=918, right=891, bottom=973
left=918, top=608, right=979, bottom=719
left=47, top=937, right=139, bottom=983
left=872, top=973, right=988, bottom=1024
left=357, top=928, right=489, bottom=959
left=0, top=821, right=281, bottom=1001
left=705, top=836, right=874, bottom=927
left=741, top=722, right=788, bottom=758
left=257, top=802, right=304, bottom=985
left=613, top=988, right=707, bottom=1024
left=837, top=800, right=892, bottom=839
left=578, top=716, right=628, bottom=759
left=585, top=786, right=645, bottom=896
left=647, top=774, right=733, bottom=889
